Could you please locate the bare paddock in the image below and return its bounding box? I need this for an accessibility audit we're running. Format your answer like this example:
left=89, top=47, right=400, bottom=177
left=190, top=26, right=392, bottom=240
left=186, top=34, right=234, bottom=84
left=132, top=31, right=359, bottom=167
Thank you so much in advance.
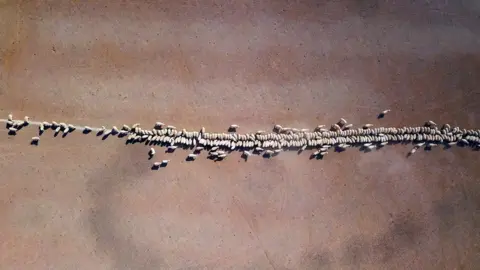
left=0, top=1, right=479, bottom=269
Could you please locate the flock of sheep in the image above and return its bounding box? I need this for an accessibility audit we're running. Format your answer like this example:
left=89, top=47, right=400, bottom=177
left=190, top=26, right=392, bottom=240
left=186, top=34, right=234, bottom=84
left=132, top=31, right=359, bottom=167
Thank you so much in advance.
left=3, top=110, right=480, bottom=168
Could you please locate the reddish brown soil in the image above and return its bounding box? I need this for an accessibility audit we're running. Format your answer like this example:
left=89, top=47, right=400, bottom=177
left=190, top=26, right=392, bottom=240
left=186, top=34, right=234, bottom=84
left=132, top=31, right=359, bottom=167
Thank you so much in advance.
left=0, top=1, right=479, bottom=269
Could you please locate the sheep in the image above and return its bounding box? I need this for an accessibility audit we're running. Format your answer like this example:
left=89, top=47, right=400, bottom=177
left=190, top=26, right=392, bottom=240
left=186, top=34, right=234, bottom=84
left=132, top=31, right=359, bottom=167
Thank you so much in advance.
left=425, top=120, right=437, bottom=127
left=195, top=146, right=204, bottom=152
left=264, top=150, right=274, bottom=157
left=83, top=126, right=92, bottom=133
left=153, top=162, right=162, bottom=167
left=338, top=118, right=347, bottom=126
left=42, top=121, right=51, bottom=128
left=132, top=123, right=140, bottom=129
left=149, top=148, right=156, bottom=157
left=162, top=160, right=170, bottom=165
left=343, top=124, right=353, bottom=130
left=12, top=120, right=24, bottom=128
left=102, top=128, right=111, bottom=136
left=8, top=127, right=17, bottom=135
left=282, top=127, right=292, bottom=133
left=111, top=126, right=119, bottom=135
left=408, top=147, right=418, bottom=156
left=23, top=116, right=30, bottom=125
left=39, top=123, right=44, bottom=133
left=274, top=124, right=282, bottom=131
left=378, top=109, right=391, bottom=118
left=154, top=122, right=164, bottom=129
left=68, top=124, right=76, bottom=132
left=229, top=124, right=239, bottom=131
left=217, top=153, right=228, bottom=159
left=7, top=114, right=12, bottom=121
left=31, top=136, right=40, bottom=145
left=331, top=124, right=341, bottom=131
left=167, top=145, right=178, bottom=152
left=187, top=153, right=197, bottom=161
left=167, top=125, right=176, bottom=130
left=363, top=124, right=374, bottom=129
left=256, top=130, right=266, bottom=134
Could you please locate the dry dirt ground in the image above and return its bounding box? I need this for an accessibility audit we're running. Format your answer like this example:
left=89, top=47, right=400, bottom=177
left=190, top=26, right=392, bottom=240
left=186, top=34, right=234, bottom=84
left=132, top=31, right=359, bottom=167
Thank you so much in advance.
left=0, top=1, right=479, bottom=269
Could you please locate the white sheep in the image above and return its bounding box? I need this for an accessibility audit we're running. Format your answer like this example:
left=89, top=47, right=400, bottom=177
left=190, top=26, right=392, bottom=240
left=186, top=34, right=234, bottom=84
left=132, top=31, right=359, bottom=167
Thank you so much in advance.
left=343, top=124, right=353, bottom=130
left=379, top=109, right=391, bottom=117
left=31, top=136, right=40, bottom=144
left=331, top=124, right=341, bottom=131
